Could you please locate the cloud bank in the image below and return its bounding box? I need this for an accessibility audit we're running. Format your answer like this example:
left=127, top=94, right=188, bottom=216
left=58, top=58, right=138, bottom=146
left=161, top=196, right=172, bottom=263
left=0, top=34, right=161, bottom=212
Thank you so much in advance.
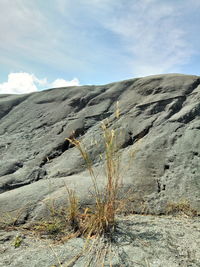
left=0, top=73, right=80, bottom=95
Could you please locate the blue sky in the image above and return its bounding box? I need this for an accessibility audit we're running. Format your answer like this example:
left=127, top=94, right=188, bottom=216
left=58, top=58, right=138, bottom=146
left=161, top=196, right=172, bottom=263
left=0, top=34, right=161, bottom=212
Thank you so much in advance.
left=0, top=0, right=200, bottom=94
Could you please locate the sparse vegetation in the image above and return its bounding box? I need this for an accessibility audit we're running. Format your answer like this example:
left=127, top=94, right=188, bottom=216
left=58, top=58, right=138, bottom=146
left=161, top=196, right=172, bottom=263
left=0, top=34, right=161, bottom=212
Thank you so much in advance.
left=166, top=199, right=198, bottom=216
left=65, top=187, right=80, bottom=231
left=65, top=115, right=123, bottom=238
left=12, top=234, right=23, bottom=248
left=34, top=219, right=64, bottom=236
left=0, top=208, right=26, bottom=229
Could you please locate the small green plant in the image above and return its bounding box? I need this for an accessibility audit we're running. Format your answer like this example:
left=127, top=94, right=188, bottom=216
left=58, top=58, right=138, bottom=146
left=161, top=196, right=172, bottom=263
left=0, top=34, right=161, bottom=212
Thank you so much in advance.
left=12, top=234, right=23, bottom=248
left=32, top=218, right=67, bottom=238
left=44, top=220, right=63, bottom=235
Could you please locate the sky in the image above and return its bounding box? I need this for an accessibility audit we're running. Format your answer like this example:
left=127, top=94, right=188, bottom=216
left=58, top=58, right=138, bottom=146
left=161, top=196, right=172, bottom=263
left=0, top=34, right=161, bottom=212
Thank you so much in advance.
left=0, top=0, right=200, bottom=94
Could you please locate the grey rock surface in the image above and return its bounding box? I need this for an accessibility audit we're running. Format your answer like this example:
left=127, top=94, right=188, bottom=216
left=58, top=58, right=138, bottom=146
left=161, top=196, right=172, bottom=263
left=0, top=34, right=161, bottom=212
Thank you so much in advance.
left=0, top=215, right=199, bottom=266
left=0, top=73, right=200, bottom=222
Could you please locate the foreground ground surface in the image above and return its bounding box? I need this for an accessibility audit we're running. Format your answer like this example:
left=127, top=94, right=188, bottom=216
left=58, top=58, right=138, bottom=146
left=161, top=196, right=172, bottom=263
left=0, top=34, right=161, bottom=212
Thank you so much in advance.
left=0, top=214, right=199, bottom=267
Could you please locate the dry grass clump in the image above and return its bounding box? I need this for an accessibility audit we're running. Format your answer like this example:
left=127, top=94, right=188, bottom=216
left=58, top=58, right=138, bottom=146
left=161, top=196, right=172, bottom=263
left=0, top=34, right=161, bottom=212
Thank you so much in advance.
left=66, top=118, right=122, bottom=238
left=65, top=187, right=79, bottom=231
left=166, top=199, right=198, bottom=217
left=0, top=207, right=28, bottom=230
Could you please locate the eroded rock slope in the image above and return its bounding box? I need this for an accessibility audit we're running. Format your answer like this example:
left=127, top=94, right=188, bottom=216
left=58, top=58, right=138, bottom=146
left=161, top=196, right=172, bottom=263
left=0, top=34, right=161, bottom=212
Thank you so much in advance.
left=0, top=74, right=200, bottom=222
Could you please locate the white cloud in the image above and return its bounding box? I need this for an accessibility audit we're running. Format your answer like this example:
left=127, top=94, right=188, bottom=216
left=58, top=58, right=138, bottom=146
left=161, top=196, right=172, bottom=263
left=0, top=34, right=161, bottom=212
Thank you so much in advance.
left=0, top=73, right=80, bottom=95
left=51, top=78, right=80, bottom=88
left=0, top=73, right=41, bottom=94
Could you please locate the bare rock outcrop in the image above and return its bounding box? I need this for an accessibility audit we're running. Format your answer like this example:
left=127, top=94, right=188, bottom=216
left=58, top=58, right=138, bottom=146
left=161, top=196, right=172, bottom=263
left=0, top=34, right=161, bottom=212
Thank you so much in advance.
left=0, top=74, right=200, bottom=222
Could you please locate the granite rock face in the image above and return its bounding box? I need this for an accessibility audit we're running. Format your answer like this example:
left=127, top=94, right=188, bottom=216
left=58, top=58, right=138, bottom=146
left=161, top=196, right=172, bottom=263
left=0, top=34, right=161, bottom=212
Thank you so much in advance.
left=0, top=74, right=200, bottom=222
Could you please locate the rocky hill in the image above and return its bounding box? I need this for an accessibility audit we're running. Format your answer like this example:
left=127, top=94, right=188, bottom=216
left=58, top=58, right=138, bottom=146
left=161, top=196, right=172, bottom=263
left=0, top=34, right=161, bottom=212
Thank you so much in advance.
left=0, top=73, right=199, bottom=266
